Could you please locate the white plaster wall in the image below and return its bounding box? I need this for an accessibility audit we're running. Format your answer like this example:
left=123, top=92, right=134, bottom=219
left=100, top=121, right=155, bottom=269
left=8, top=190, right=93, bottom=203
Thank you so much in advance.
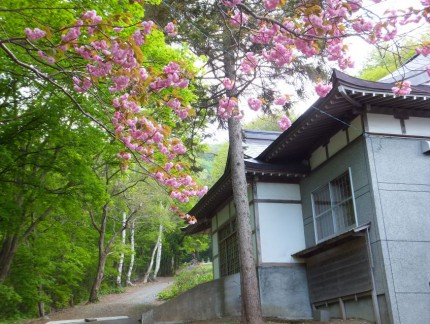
left=404, top=117, right=430, bottom=137
left=367, top=113, right=402, bottom=134
left=349, top=116, right=363, bottom=141
left=258, top=203, right=306, bottom=263
left=310, top=145, right=326, bottom=170
left=213, top=257, right=220, bottom=279
left=256, top=182, right=301, bottom=200
left=217, top=204, right=229, bottom=226
left=212, top=232, right=219, bottom=256
left=212, top=216, right=217, bottom=231
left=328, top=130, right=348, bottom=158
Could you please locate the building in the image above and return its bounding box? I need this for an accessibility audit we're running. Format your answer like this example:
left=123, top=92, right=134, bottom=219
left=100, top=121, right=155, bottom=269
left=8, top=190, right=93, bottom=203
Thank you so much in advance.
left=142, top=70, right=430, bottom=324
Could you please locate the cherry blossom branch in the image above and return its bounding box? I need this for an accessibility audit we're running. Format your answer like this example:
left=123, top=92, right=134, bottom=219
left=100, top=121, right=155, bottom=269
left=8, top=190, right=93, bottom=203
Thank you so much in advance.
left=0, top=42, right=115, bottom=138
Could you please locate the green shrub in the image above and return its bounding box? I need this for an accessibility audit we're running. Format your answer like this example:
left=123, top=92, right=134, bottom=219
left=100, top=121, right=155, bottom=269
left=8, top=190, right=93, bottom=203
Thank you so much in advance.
left=158, top=262, right=213, bottom=301
left=0, top=284, right=22, bottom=318
left=99, top=286, right=125, bottom=296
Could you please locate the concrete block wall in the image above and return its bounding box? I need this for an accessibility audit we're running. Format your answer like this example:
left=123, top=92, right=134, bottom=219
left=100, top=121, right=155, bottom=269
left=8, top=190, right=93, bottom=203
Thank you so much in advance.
left=259, top=265, right=313, bottom=320
left=365, top=135, right=430, bottom=324
left=142, top=265, right=313, bottom=323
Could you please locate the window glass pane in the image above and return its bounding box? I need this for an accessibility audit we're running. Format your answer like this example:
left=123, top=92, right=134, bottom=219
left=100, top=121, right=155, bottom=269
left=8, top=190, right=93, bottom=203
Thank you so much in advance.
left=334, top=199, right=355, bottom=230
left=313, top=184, right=331, bottom=215
left=316, top=211, right=335, bottom=241
left=218, top=219, right=240, bottom=277
left=312, top=170, right=356, bottom=242
left=330, top=172, right=352, bottom=205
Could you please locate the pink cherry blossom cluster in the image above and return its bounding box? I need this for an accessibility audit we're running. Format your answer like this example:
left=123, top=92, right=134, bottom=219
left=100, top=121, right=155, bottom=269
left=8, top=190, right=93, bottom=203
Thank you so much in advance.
left=25, top=28, right=46, bottom=41
left=263, top=0, right=279, bottom=11
left=149, top=62, right=190, bottom=92
left=416, top=43, right=430, bottom=56
left=73, top=76, right=92, bottom=92
left=274, top=96, right=287, bottom=106
left=248, top=98, right=263, bottom=111
left=315, top=83, right=332, bottom=97
left=277, top=115, right=292, bottom=131
left=132, top=20, right=154, bottom=46
left=218, top=97, right=239, bottom=119
left=109, top=76, right=130, bottom=92
left=240, top=52, right=258, bottom=75
left=223, top=0, right=242, bottom=7
left=392, top=80, right=412, bottom=96
left=180, top=213, right=197, bottom=225
left=262, top=43, right=293, bottom=67
left=37, top=50, right=55, bottom=64
left=164, top=22, right=177, bottom=37
left=150, top=170, right=208, bottom=204
left=165, top=99, right=190, bottom=120
left=230, top=10, right=248, bottom=27
left=223, top=78, right=235, bottom=90
left=250, top=23, right=279, bottom=44
left=82, top=10, right=102, bottom=23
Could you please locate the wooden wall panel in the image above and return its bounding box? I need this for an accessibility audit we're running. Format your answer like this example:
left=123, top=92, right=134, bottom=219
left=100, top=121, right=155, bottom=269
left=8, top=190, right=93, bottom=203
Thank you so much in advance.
left=307, top=237, right=372, bottom=303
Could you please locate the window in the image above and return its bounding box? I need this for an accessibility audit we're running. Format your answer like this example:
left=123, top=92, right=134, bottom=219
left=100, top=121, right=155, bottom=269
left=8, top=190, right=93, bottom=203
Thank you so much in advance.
left=218, top=218, right=240, bottom=277
left=312, top=170, right=356, bottom=242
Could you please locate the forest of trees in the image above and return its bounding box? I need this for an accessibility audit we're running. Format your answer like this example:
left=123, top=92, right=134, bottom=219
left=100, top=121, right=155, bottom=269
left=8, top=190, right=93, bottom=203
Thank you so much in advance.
left=0, top=1, right=217, bottom=320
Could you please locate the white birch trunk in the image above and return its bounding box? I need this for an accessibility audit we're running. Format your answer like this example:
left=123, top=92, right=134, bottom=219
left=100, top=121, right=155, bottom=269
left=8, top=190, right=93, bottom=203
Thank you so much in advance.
left=143, top=224, right=162, bottom=283
left=153, top=224, right=163, bottom=281
left=126, top=219, right=135, bottom=286
left=116, top=212, right=126, bottom=287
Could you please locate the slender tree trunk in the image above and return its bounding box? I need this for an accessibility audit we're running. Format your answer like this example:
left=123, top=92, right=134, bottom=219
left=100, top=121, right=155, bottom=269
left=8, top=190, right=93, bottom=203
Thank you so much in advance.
left=37, top=301, right=45, bottom=318
left=126, top=219, right=135, bottom=286
left=89, top=204, right=109, bottom=303
left=228, top=118, right=264, bottom=324
left=0, top=235, right=19, bottom=282
left=143, top=243, right=157, bottom=284
left=153, top=225, right=163, bottom=281
left=89, top=250, right=108, bottom=303
left=116, top=212, right=127, bottom=287
left=223, top=26, right=264, bottom=323
left=143, top=224, right=162, bottom=283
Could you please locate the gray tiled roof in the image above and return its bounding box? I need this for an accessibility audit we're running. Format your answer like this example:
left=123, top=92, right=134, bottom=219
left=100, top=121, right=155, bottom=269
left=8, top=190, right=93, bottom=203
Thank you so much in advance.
left=243, top=129, right=281, bottom=158
left=379, top=54, right=430, bottom=86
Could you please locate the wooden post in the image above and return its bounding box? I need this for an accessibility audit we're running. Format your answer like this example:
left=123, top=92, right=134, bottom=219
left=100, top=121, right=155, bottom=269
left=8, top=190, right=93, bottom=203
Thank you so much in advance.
left=339, top=298, right=346, bottom=320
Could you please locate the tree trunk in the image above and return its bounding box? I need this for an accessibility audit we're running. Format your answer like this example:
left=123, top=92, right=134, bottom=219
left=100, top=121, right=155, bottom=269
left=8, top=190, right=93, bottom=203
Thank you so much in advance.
left=153, top=225, right=163, bottom=281
left=143, top=243, right=157, bottom=284
left=126, top=219, right=135, bottom=286
left=89, top=250, right=107, bottom=303
left=37, top=301, right=45, bottom=318
left=88, top=204, right=109, bottom=303
left=0, top=235, right=19, bottom=282
left=116, top=212, right=127, bottom=287
left=223, top=25, right=263, bottom=323
left=228, top=118, right=264, bottom=324
left=143, top=224, right=162, bottom=283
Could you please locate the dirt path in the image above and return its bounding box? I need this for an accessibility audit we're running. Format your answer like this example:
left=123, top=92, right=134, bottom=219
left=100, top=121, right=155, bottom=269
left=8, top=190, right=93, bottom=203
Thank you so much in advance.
left=21, top=278, right=372, bottom=324
left=23, top=277, right=173, bottom=323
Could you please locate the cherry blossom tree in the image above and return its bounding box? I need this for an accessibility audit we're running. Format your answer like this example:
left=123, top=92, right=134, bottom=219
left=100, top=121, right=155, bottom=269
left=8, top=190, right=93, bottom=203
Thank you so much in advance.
left=155, top=1, right=430, bottom=322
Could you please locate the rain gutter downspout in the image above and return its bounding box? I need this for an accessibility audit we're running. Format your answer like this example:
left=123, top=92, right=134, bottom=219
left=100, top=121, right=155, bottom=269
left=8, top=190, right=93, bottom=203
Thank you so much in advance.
left=361, top=226, right=382, bottom=324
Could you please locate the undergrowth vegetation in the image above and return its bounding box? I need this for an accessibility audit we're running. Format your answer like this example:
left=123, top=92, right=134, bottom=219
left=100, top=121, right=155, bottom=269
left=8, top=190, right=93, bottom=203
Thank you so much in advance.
left=158, top=263, right=213, bottom=300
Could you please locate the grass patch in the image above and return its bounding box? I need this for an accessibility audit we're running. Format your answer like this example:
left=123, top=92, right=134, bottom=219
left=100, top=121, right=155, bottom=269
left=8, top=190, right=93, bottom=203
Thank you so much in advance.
left=99, top=286, right=125, bottom=295
left=158, top=263, right=213, bottom=301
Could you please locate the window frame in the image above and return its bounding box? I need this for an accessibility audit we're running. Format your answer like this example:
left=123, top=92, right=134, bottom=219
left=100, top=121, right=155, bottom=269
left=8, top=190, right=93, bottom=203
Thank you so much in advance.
left=311, top=168, right=358, bottom=243
left=218, top=217, right=240, bottom=277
